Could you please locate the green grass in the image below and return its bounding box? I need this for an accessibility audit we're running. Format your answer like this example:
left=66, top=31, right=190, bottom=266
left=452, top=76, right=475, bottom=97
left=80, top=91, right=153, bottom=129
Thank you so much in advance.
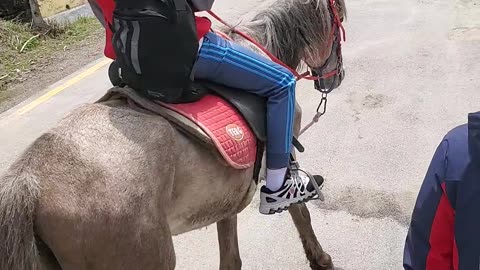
left=0, top=17, right=101, bottom=101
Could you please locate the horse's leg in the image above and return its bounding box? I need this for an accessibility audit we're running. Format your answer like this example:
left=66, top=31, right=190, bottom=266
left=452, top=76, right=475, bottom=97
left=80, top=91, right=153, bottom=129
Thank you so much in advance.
left=289, top=101, right=333, bottom=270
left=217, top=215, right=242, bottom=270
left=288, top=204, right=333, bottom=270
left=40, top=199, right=177, bottom=270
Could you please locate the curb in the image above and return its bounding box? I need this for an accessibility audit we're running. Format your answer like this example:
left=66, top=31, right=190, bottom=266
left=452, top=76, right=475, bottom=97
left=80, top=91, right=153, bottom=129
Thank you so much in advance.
left=0, top=57, right=110, bottom=125
left=46, top=4, right=93, bottom=25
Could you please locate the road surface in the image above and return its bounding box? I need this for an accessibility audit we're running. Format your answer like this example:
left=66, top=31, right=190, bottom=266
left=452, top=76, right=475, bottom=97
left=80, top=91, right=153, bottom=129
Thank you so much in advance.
left=0, top=0, right=479, bottom=269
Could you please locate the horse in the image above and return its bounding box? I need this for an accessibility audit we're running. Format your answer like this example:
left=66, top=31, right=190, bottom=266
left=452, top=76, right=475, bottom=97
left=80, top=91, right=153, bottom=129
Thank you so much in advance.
left=0, top=0, right=347, bottom=269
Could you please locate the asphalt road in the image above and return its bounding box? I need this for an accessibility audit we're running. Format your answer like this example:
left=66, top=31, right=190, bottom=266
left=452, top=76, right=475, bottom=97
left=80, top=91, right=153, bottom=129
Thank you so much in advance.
left=0, top=0, right=479, bottom=269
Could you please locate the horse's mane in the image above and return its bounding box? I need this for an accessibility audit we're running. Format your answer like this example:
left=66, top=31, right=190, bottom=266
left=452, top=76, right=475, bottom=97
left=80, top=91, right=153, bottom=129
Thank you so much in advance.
left=230, top=0, right=347, bottom=69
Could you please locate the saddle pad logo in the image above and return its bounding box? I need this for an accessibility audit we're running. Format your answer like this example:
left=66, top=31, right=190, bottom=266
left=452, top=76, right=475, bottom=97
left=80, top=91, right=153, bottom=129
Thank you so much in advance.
left=226, top=124, right=244, bottom=141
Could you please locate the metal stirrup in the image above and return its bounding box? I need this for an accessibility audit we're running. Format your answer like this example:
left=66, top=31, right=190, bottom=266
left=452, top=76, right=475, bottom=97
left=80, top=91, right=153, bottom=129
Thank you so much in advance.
left=289, top=156, right=325, bottom=201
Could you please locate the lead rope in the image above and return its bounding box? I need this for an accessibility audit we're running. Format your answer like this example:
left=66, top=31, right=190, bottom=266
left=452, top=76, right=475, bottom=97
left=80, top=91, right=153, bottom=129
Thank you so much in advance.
left=295, top=92, right=328, bottom=201
left=299, top=93, right=328, bottom=136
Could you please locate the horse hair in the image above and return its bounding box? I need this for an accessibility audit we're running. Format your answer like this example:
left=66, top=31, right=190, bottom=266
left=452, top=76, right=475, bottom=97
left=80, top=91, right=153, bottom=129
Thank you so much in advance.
left=230, top=0, right=347, bottom=69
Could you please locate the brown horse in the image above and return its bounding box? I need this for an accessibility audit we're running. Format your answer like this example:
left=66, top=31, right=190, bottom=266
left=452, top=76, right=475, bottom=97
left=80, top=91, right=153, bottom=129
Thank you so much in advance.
left=0, top=0, right=347, bottom=269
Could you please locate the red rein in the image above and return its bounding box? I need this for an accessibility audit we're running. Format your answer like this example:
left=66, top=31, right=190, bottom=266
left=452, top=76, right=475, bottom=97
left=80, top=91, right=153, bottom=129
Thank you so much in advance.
left=207, top=0, right=345, bottom=82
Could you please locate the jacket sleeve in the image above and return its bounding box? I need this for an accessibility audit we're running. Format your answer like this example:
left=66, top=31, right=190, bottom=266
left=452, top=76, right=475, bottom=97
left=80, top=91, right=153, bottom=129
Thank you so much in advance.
left=188, top=0, right=214, bottom=11
left=403, top=139, right=456, bottom=270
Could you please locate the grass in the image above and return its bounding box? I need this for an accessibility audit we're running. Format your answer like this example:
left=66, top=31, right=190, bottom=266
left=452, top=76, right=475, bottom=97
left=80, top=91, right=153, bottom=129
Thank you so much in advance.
left=0, top=16, right=101, bottom=101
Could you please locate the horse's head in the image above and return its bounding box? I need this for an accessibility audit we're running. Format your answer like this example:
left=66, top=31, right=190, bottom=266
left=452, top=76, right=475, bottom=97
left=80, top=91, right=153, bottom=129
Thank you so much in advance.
left=233, top=0, right=346, bottom=92
left=302, top=0, right=346, bottom=93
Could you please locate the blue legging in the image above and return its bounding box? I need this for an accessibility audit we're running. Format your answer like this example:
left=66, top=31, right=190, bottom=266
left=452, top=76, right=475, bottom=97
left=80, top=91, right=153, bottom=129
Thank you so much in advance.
left=194, top=32, right=296, bottom=169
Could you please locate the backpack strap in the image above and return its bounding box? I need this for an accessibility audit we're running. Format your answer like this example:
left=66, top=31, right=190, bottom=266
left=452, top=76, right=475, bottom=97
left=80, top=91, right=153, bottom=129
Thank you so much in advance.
left=111, top=0, right=199, bottom=103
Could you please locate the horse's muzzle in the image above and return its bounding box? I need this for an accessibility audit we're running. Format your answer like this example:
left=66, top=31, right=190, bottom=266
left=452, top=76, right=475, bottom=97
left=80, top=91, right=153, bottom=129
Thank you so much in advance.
left=313, top=66, right=344, bottom=93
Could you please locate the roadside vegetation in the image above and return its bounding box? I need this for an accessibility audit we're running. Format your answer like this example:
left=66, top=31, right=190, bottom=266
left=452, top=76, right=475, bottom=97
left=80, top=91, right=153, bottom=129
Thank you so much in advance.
left=0, top=17, right=101, bottom=102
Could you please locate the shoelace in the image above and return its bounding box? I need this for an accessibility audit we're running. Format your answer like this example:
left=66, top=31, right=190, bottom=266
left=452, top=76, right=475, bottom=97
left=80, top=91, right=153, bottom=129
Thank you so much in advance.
left=290, top=169, right=324, bottom=201
left=290, top=169, right=310, bottom=194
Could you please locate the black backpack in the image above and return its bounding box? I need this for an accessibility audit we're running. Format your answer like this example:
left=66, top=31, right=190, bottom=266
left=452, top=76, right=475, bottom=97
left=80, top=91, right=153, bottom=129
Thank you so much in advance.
left=110, top=0, right=200, bottom=103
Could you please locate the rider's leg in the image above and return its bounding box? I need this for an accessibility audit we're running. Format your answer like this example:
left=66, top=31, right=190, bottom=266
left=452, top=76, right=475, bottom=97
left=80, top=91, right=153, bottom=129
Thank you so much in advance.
left=194, top=32, right=317, bottom=214
left=195, top=32, right=293, bottom=184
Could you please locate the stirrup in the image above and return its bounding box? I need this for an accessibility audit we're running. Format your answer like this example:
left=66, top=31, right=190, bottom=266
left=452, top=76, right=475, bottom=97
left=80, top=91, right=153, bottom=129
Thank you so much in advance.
left=289, top=157, right=325, bottom=202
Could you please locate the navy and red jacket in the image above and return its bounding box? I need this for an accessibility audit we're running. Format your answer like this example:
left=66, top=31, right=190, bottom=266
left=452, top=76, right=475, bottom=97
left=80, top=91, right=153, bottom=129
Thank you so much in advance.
left=88, top=0, right=212, bottom=60
left=404, top=111, right=480, bottom=270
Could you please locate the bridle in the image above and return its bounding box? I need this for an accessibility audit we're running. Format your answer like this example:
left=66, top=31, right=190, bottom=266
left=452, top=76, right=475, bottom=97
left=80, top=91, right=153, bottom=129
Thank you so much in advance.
left=312, top=24, right=344, bottom=92
left=308, top=6, right=345, bottom=121
left=207, top=0, right=346, bottom=135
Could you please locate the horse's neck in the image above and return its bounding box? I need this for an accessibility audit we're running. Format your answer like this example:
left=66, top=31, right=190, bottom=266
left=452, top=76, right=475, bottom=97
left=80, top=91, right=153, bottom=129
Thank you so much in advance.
left=230, top=34, right=265, bottom=56
left=225, top=0, right=334, bottom=70
left=228, top=21, right=303, bottom=70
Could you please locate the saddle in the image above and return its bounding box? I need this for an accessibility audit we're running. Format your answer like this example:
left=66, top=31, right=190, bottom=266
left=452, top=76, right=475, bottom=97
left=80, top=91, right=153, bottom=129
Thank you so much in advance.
left=97, top=80, right=267, bottom=181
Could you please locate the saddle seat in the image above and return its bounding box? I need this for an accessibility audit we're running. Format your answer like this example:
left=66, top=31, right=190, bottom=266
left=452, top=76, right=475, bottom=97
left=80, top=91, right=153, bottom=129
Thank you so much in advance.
left=155, top=80, right=266, bottom=171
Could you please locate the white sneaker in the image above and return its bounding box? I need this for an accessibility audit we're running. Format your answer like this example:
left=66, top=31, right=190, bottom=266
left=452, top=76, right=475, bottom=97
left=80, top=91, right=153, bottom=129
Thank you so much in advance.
left=259, top=170, right=323, bottom=215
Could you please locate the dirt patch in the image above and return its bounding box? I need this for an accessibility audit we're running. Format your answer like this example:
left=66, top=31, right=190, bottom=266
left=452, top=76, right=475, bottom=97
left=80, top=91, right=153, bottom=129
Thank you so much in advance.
left=39, top=0, right=87, bottom=17
left=0, top=17, right=104, bottom=113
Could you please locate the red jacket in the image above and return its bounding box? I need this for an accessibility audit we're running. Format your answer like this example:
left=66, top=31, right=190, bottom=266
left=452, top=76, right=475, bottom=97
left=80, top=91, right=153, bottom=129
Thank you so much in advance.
left=94, top=0, right=212, bottom=60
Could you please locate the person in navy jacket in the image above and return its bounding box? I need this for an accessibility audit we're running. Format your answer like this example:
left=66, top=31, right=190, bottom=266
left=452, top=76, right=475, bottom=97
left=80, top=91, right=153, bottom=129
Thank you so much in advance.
left=404, top=111, right=480, bottom=270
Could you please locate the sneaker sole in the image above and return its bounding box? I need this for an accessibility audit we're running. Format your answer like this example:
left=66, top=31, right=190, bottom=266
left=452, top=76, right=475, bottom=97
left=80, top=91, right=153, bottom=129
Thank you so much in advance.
left=259, top=192, right=318, bottom=215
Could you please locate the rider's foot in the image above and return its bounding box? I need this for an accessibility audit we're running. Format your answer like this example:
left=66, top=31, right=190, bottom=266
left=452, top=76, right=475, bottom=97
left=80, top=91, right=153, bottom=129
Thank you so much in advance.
left=259, top=169, right=320, bottom=215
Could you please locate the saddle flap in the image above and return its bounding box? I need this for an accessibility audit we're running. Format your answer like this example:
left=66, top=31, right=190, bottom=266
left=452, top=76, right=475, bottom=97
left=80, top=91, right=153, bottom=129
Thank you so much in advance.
left=161, top=94, right=257, bottom=169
